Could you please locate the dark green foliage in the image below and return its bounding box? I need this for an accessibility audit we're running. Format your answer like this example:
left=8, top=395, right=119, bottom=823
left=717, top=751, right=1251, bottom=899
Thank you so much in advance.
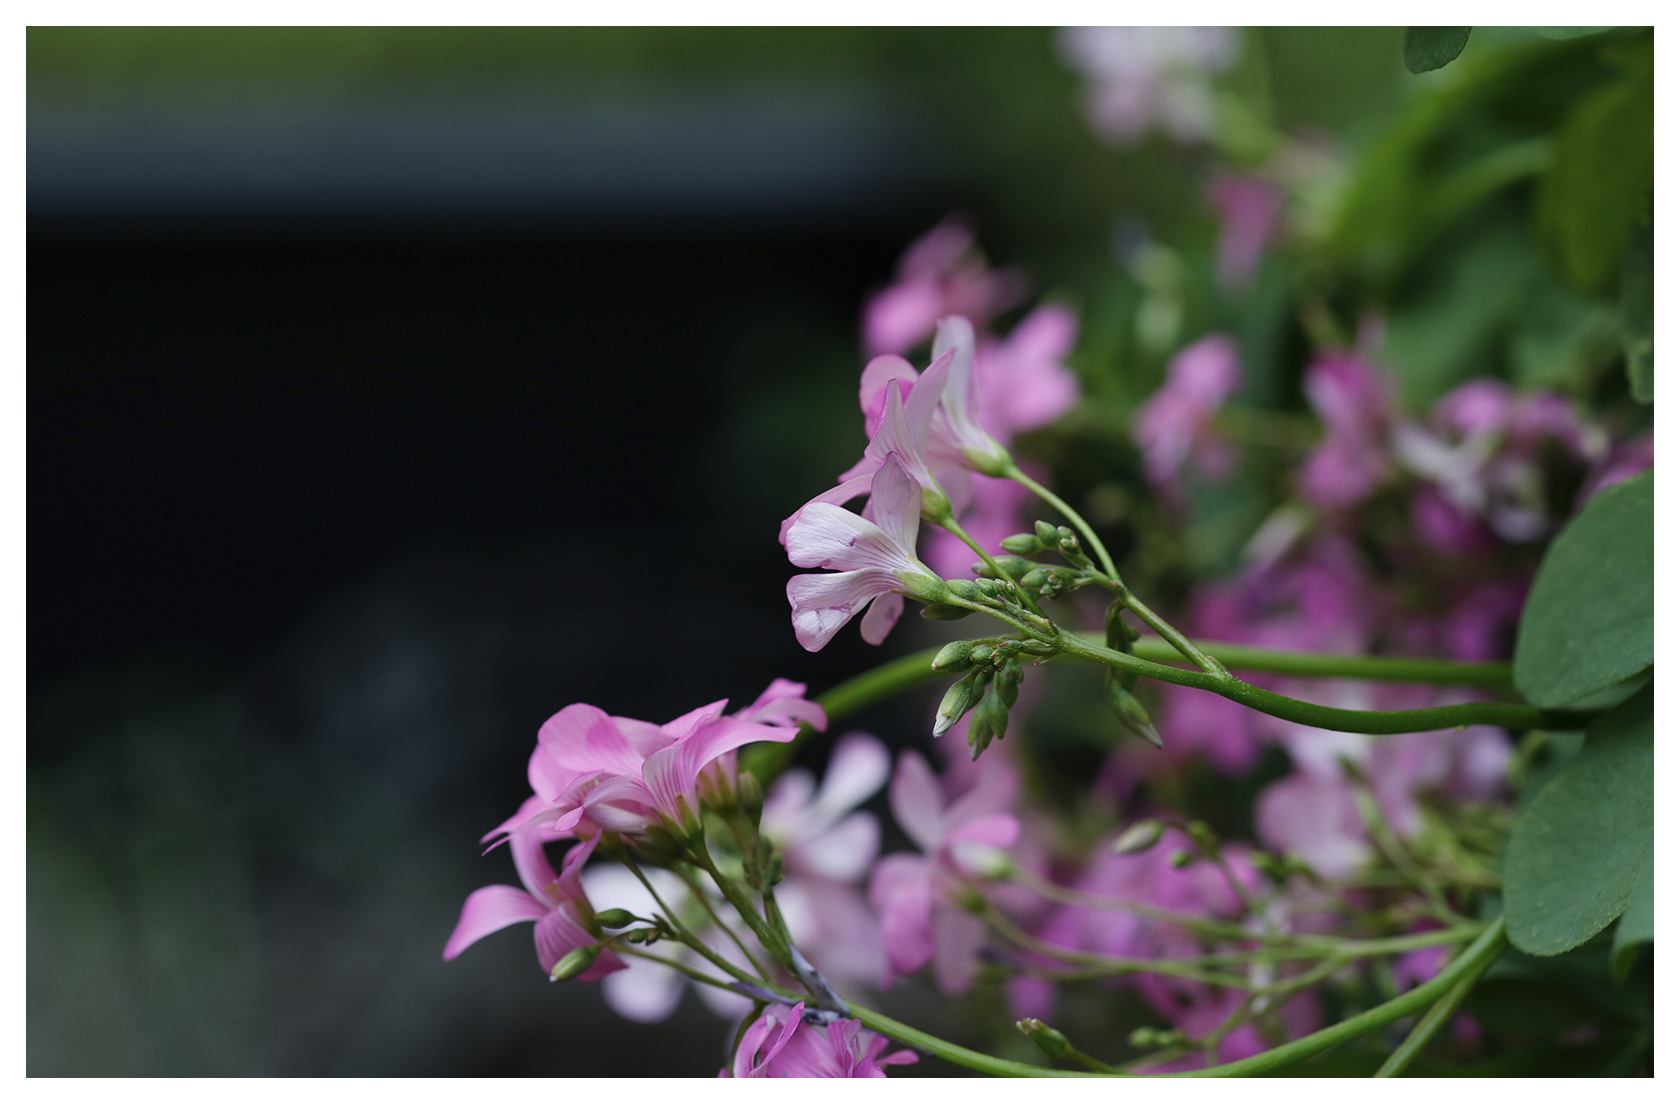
left=1503, top=689, right=1653, bottom=955
left=1621, top=217, right=1653, bottom=402
left=1513, top=473, right=1651, bottom=708
left=1404, top=28, right=1471, bottom=74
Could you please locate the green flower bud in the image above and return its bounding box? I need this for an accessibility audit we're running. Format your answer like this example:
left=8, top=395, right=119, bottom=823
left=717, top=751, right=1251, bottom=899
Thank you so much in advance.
left=946, top=579, right=985, bottom=602
left=1169, top=848, right=1195, bottom=869
left=996, top=656, right=1023, bottom=708
left=1107, top=681, right=1162, bottom=748
left=1001, top=532, right=1045, bottom=556
left=1034, top=520, right=1060, bottom=545
left=932, top=640, right=975, bottom=672
left=594, top=909, right=636, bottom=929
left=550, top=944, right=602, bottom=982
left=1112, top=818, right=1165, bottom=855
left=1018, top=567, right=1049, bottom=591
left=967, top=689, right=1009, bottom=757
left=934, top=668, right=987, bottom=737
left=1186, top=820, right=1220, bottom=857
left=921, top=602, right=975, bottom=621
left=968, top=644, right=996, bottom=664
left=624, top=927, right=659, bottom=945
left=1128, top=1026, right=1158, bottom=1049
left=1016, top=1019, right=1072, bottom=1059
left=992, top=555, right=1034, bottom=579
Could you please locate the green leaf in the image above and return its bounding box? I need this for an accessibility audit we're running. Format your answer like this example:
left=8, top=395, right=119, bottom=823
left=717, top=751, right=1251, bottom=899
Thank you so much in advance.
left=1609, top=853, right=1653, bottom=981
left=1404, top=27, right=1472, bottom=74
left=1504, top=689, right=1653, bottom=956
left=1510, top=275, right=1621, bottom=390
left=1532, top=28, right=1613, bottom=41
left=1537, top=74, right=1654, bottom=292
left=1514, top=472, right=1652, bottom=708
left=1622, top=217, right=1653, bottom=402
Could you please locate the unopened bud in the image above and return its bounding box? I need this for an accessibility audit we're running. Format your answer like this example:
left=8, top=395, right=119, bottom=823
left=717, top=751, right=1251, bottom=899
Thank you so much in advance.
left=1016, top=1019, right=1072, bottom=1059
left=921, top=602, right=974, bottom=621
left=625, top=927, right=659, bottom=945
left=945, top=579, right=985, bottom=602
left=966, top=690, right=1009, bottom=757
left=1107, top=682, right=1162, bottom=747
left=968, top=644, right=996, bottom=664
left=1186, top=820, right=1220, bottom=857
left=594, top=909, right=636, bottom=929
left=992, top=555, right=1034, bottom=579
left=550, top=944, right=602, bottom=982
left=1001, top=532, right=1045, bottom=556
left=934, top=669, right=987, bottom=737
left=1034, top=520, right=1060, bottom=545
left=996, top=657, right=1023, bottom=708
left=1112, top=818, right=1165, bottom=855
left=931, top=640, right=975, bottom=672
left=1019, top=567, right=1049, bottom=591
left=1169, top=849, right=1195, bottom=869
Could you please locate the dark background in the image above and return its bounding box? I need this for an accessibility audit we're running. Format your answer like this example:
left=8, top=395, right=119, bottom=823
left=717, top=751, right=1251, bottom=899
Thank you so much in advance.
left=27, top=26, right=1411, bottom=1075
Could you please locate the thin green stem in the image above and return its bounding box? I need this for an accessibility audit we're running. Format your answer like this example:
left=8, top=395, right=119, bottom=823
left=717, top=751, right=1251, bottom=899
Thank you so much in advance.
left=1006, top=462, right=1120, bottom=580
left=670, top=863, right=770, bottom=981
left=1120, top=592, right=1228, bottom=675
left=622, top=856, right=762, bottom=987
left=618, top=947, right=741, bottom=995
left=939, top=517, right=1046, bottom=618
left=1373, top=947, right=1497, bottom=1077
left=980, top=899, right=1252, bottom=988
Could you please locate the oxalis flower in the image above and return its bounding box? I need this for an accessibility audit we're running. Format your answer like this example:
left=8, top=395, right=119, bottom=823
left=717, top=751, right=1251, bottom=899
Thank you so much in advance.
left=485, top=682, right=823, bottom=846
left=443, top=830, right=624, bottom=981
left=726, top=1002, right=919, bottom=1077
left=786, top=452, right=948, bottom=651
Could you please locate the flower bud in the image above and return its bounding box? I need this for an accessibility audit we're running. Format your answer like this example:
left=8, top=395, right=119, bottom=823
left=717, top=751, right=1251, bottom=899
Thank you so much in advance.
left=1107, top=681, right=1162, bottom=748
left=945, top=579, right=985, bottom=602
left=1016, top=1019, right=1072, bottom=1059
left=992, top=555, right=1034, bottom=579
left=934, top=668, right=987, bottom=737
left=1169, top=848, right=1195, bottom=869
left=1018, top=567, right=1049, bottom=591
left=1112, top=818, right=1164, bottom=855
left=996, top=656, right=1023, bottom=708
left=932, top=640, right=975, bottom=672
left=1034, top=520, right=1060, bottom=545
left=625, top=927, right=659, bottom=945
left=594, top=909, right=636, bottom=930
left=968, top=644, right=996, bottom=665
left=921, top=602, right=974, bottom=621
left=549, top=944, right=602, bottom=982
left=1186, top=820, right=1220, bottom=857
left=967, top=689, right=1009, bottom=757
left=736, top=770, right=764, bottom=815
left=1001, top=532, right=1045, bottom=555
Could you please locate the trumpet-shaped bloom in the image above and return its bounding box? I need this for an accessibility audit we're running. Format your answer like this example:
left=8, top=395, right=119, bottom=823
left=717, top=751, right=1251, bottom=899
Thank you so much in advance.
left=728, top=1002, right=918, bottom=1077
left=786, top=453, right=946, bottom=651
left=443, top=830, right=624, bottom=981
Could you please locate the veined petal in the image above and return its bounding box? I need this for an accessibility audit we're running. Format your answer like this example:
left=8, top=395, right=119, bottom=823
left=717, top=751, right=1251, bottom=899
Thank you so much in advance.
left=443, top=885, right=548, bottom=961
left=860, top=355, right=920, bottom=436
left=811, top=732, right=892, bottom=826
left=933, top=315, right=981, bottom=436
left=527, top=745, right=586, bottom=805
left=644, top=716, right=798, bottom=822
left=578, top=774, right=659, bottom=834
left=538, top=704, right=647, bottom=779
left=554, top=830, right=603, bottom=902
left=780, top=472, right=874, bottom=545
left=903, top=347, right=955, bottom=451
left=509, top=819, right=559, bottom=899
left=788, top=569, right=900, bottom=652
left=867, top=453, right=925, bottom=556
left=533, top=904, right=622, bottom=979
left=660, top=698, right=729, bottom=742
left=786, top=502, right=916, bottom=573
left=741, top=678, right=827, bottom=731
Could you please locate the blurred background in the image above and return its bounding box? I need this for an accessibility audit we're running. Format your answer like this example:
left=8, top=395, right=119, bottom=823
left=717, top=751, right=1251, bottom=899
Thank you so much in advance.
left=28, top=26, right=1648, bottom=1076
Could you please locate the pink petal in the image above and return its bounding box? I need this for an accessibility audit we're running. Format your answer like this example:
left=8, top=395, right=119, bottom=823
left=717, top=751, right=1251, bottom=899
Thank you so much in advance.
left=931, top=907, right=988, bottom=996
left=443, top=885, right=547, bottom=960
left=873, top=859, right=935, bottom=981
left=888, top=751, right=947, bottom=852
left=786, top=503, right=914, bottom=574
left=508, top=822, right=558, bottom=899
left=860, top=355, right=920, bottom=435
left=643, top=716, right=798, bottom=823
left=788, top=569, right=899, bottom=652
left=741, top=678, right=827, bottom=731
left=533, top=904, right=624, bottom=980
left=602, top=952, right=686, bottom=1023
left=538, top=704, right=647, bottom=778
left=858, top=592, right=904, bottom=645
left=796, top=811, right=881, bottom=882
left=868, top=452, right=925, bottom=556
left=946, top=811, right=1020, bottom=850
left=812, top=732, right=892, bottom=824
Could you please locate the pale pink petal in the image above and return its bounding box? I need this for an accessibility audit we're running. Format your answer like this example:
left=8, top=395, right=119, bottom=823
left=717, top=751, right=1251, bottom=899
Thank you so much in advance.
left=858, top=592, right=904, bottom=645
left=888, top=752, right=947, bottom=852
left=796, top=811, right=881, bottom=882
left=931, top=907, right=989, bottom=996
left=553, top=831, right=602, bottom=902
left=508, top=822, right=558, bottom=899
left=576, top=774, right=659, bottom=833
left=786, top=503, right=915, bottom=574
left=601, top=952, right=686, bottom=1023
left=643, top=716, right=799, bottom=823
left=867, top=452, right=925, bottom=555
left=941, top=756, right=1020, bottom=829
left=779, top=471, right=876, bottom=545
left=946, top=811, right=1021, bottom=850
left=812, top=732, right=892, bottom=825
left=871, top=857, right=935, bottom=982
left=533, top=905, right=623, bottom=979
left=864, top=281, right=944, bottom=357
left=741, top=678, right=827, bottom=731
left=788, top=569, right=899, bottom=651
left=860, top=355, right=921, bottom=435
left=1254, top=774, right=1370, bottom=879
left=443, top=885, right=548, bottom=961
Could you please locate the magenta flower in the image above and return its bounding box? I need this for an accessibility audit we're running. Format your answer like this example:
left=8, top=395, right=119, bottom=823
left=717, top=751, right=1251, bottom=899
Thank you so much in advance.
left=1297, top=350, right=1396, bottom=510
left=786, top=452, right=948, bottom=651
left=1206, top=173, right=1283, bottom=289
left=1133, top=333, right=1242, bottom=495
left=1579, top=431, right=1653, bottom=504
left=869, top=751, right=1021, bottom=995
left=728, top=1003, right=919, bottom=1077
left=861, top=216, right=1027, bottom=356
left=444, top=829, right=625, bottom=981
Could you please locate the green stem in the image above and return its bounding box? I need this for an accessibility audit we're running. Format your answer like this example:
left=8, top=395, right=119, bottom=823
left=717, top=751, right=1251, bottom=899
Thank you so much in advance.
left=618, top=947, right=743, bottom=995
left=1006, top=461, right=1120, bottom=580
left=981, top=900, right=1252, bottom=988
left=623, top=857, right=762, bottom=988
left=1372, top=951, right=1496, bottom=1077
left=939, top=517, right=1046, bottom=618
left=671, top=864, right=770, bottom=981
left=1060, top=634, right=1584, bottom=736
left=842, top=917, right=1508, bottom=1078
left=1119, top=591, right=1227, bottom=675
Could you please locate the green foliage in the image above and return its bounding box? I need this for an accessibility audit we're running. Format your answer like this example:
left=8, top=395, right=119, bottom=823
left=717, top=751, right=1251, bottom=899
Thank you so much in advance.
left=1609, top=854, right=1652, bottom=982
left=1535, top=39, right=1653, bottom=293
left=1621, top=217, right=1653, bottom=402
left=1503, top=689, right=1653, bottom=956
left=1404, top=28, right=1472, bottom=74
left=1513, top=472, right=1652, bottom=708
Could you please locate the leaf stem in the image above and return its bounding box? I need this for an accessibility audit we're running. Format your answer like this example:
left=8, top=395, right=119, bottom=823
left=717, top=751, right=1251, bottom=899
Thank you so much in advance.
left=1006, top=462, right=1120, bottom=580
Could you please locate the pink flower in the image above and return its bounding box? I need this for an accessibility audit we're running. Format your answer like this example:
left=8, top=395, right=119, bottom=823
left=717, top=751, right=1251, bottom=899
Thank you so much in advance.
left=786, top=453, right=947, bottom=651
left=868, top=751, right=1020, bottom=995
left=488, top=684, right=821, bottom=845
left=862, top=217, right=1027, bottom=356
left=974, top=304, right=1081, bottom=440
left=1206, top=174, right=1283, bottom=289
left=1133, top=333, right=1242, bottom=495
left=728, top=1003, right=919, bottom=1077
left=1297, top=350, right=1395, bottom=510
left=1058, top=27, right=1238, bottom=145
left=1578, top=431, right=1652, bottom=505
left=444, top=830, right=625, bottom=981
